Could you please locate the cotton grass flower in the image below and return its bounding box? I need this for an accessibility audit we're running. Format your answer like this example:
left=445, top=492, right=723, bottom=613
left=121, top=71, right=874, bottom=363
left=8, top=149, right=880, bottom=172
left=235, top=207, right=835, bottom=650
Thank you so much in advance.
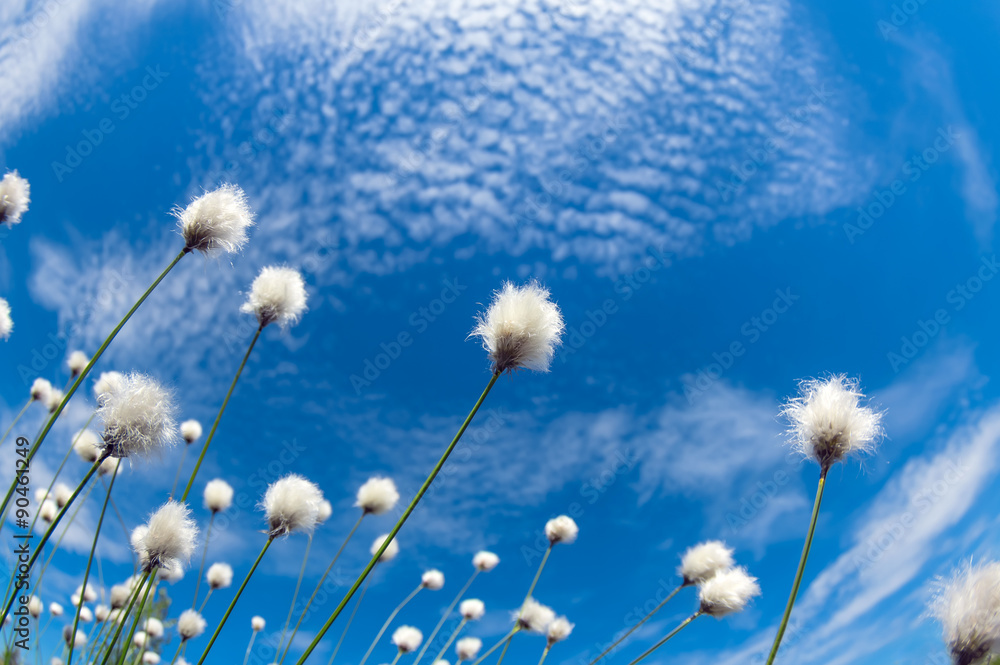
left=49, top=602, right=63, bottom=616
left=135, top=500, right=198, bottom=571
left=67, top=350, right=89, bottom=377
left=318, top=499, right=333, bottom=523
left=142, top=652, right=161, bottom=665
left=39, top=500, right=57, bottom=523
left=181, top=419, right=203, bottom=444
left=470, top=280, right=565, bottom=373
left=422, top=569, right=445, bottom=590
left=371, top=534, right=399, bottom=562
left=0, top=298, right=11, bottom=340
left=460, top=599, right=485, bottom=621
left=95, top=605, right=110, bottom=622
left=546, top=617, right=573, bottom=645
left=175, top=183, right=254, bottom=255
left=251, top=616, right=265, bottom=631
left=62, top=626, right=86, bottom=649
left=262, top=474, right=323, bottom=538
left=110, top=585, right=131, bottom=609
left=545, top=516, right=578, bottom=545
left=99, top=457, right=123, bottom=477
left=930, top=561, right=1000, bottom=665
left=45, top=388, right=64, bottom=413
left=356, top=476, right=399, bottom=515
left=207, top=562, right=234, bottom=589
left=178, top=609, right=207, bottom=641
left=133, top=631, right=148, bottom=648
left=679, top=541, right=734, bottom=585
left=204, top=479, right=234, bottom=513
left=28, top=596, right=42, bottom=618
left=517, top=598, right=555, bottom=633
left=473, top=550, right=500, bottom=572
left=456, top=637, right=482, bottom=662
left=78, top=606, right=94, bottom=623
left=93, top=371, right=124, bottom=403
left=53, top=483, right=73, bottom=508
left=392, top=625, right=423, bottom=653
left=72, top=582, right=97, bottom=604
left=30, top=378, right=52, bottom=403
left=144, top=617, right=164, bottom=639
left=73, top=430, right=102, bottom=463
left=98, top=372, right=178, bottom=460
left=241, top=266, right=308, bottom=329
left=158, top=561, right=185, bottom=582
left=698, top=567, right=760, bottom=618
left=0, top=170, right=30, bottom=226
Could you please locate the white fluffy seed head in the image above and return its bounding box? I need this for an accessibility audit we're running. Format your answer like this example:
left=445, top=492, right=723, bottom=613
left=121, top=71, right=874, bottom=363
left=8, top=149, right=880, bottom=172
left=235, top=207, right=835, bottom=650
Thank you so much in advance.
left=473, top=551, right=499, bottom=572
left=0, top=297, right=11, bottom=340
left=355, top=476, right=399, bottom=515
left=62, top=625, right=86, bottom=648
left=93, top=371, right=125, bottom=403
left=30, top=378, right=52, bottom=402
left=180, top=420, right=202, bottom=444
left=422, top=570, right=445, bottom=590
left=546, top=616, right=574, bottom=645
left=679, top=541, right=735, bottom=585
left=318, top=499, right=333, bottom=523
left=67, top=350, right=89, bottom=376
left=175, top=184, right=255, bottom=255
left=132, top=631, right=147, bottom=648
left=98, top=373, right=178, bottom=460
left=698, top=567, right=761, bottom=618
left=456, top=637, right=482, bottom=661
left=49, top=602, right=63, bottom=616
left=391, top=626, right=423, bottom=653
left=73, top=430, right=102, bottom=463
left=459, top=599, right=485, bottom=621
left=371, top=534, right=400, bottom=562
left=207, top=562, right=234, bottom=589
left=28, top=596, right=43, bottom=617
left=99, top=457, right=123, bottom=477
left=204, top=479, right=234, bottom=513
left=0, top=170, right=30, bottom=226
left=95, top=605, right=110, bottom=622
left=144, top=617, right=164, bottom=638
left=517, top=598, right=555, bottom=633
left=930, top=561, right=1000, bottom=665
left=75, top=583, right=98, bottom=603
left=240, top=266, right=308, bottom=329
left=251, top=616, right=266, bottom=631
left=39, top=500, right=57, bottom=523
left=135, top=501, right=198, bottom=572
left=142, top=652, right=161, bottom=665
left=545, top=516, right=579, bottom=545
left=782, top=375, right=883, bottom=471
left=261, top=474, right=323, bottom=538
left=432, top=661, right=449, bottom=665
left=110, top=585, right=131, bottom=609
left=34, top=488, right=48, bottom=503
left=46, top=388, right=64, bottom=413
left=78, top=606, right=94, bottom=623
left=178, top=610, right=206, bottom=641
left=53, top=483, right=73, bottom=508
left=157, top=560, right=185, bottom=583
left=470, top=280, right=565, bottom=374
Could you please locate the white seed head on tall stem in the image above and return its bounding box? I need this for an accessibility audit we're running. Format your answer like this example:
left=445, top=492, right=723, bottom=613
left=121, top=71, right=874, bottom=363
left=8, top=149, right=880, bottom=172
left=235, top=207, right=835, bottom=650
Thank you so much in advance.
left=67, top=350, right=89, bottom=377
left=142, top=652, right=161, bottom=665
left=77, top=607, right=94, bottom=623
left=782, top=375, right=883, bottom=471
left=0, top=170, right=30, bottom=226
left=679, top=541, right=734, bottom=585
left=356, top=476, right=399, bottom=515
left=470, top=280, right=565, bottom=374
left=30, top=378, right=51, bottom=403
left=261, top=474, right=323, bottom=538
left=39, top=500, right=57, bottom=523
left=175, top=184, right=255, bottom=255
left=517, top=598, right=555, bottom=633
left=240, top=266, right=308, bottom=329
left=75, top=582, right=98, bottom=603
left=422, top=569, right=445, bottom=590
left=144, top=617, right=164, bottom=639
left=73, top=430, right=102, bottom=463
left=62, top=626, right=86, bottom=649
left=178, top=609, right=207, bottom=641
left=204, top=479, right=234, bottom=513
left=472, top=551, right=499, bottom=572
left=251, top=616, right=266, bottom=631
left=392, top=626, right=423, bottom=653
left=207, top=562, right=234, bottom=589
left=459, top=599, right=485, bottom=621
left=546, top=616, right=573, bottom=646
left=99, top=457, right=123, bottom=477
left=98, top=372, right=178, bottom=460
left=46, top=388, right=64, bottom=414
left=0, top=297, right=11, bottom=340
left=28, top=596, right=42, bottom=618
left=930, top=561, right=1000, bottom=665
left=93, top=371, right=125, bottom=404
left=95, top=605, right=110, bottom=622
left=53, top=483, right=73, bottom=508
left=110, top=585, right=131, bottom=610
left=49, top=602, right=63, bottom=616
left=135, top=500, right=198, bottom=572
left=456, top=637, right=481, bottom=662
left=318, top=499, right=333, bottom=523
left=180, top=419, right=202, bottom=444
left=545, top=515, right=578, bottom=545
left=371, top=534, right=399, bottom=562
left=698, top=567, right=761, bottom=618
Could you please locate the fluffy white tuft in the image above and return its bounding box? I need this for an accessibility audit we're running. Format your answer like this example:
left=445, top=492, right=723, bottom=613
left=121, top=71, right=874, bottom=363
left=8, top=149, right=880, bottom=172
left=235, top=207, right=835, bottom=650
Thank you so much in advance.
left=93, top=371, right=125, bottom=403
left=75, top=583, right=98, bottom=603
left=204, top=479, right=234, bottom=513
left=356, top=476, right=399, bottom=515
left=61, top=626, right=86, bottom=648
left=95, top=605, right=110, bottom=622
left=517, top=598, right=555, bottom=633
left=544, top=516, right=579, bottom=545
left=371, top=534, right=399, bottom=562
left=318, top=499, right=333, bottom=523
left=49, top=602, right=63, bottom=616
left=109, top=585, right=131, bottom=610
left=679, top=541, right=734, bottom=585
left=0, top=298, right=11, bottom=340
left=459, top=599, right=485, bottom=621
left=391, top=625, right=423, bottom=653
left=30, top=378, right=51, bottom=402
left=142, top=652, right=161, bottom=665
left=472, top=551, right=499, bottom=572
left=422, top=569, right=445, bottom=590
left=98, top=373, right=178, bottom=460
left=45, top=388, right=64, bottom=413
left=144, top=617, right=164, bottom=639
left=132, top=631, right=148, bottom=648
left=240, top=266, right=308, bottom=329
left=470, top=280, right=565, bottom=373
left=99, top=457, right=124, bottom=477
left=135, top=501, right=198, bottom=572
left=180, top=420, right=203, bottom=444
left=930, top=561, right=1000, bottom=665
left=261, top=474, right=323, bottom=537
left=53, top=483, right=73, bottom=508
left=28, top=596, right=42, bottom=617
left=0, top=170, right=30, bottom=226
left=455, top=637, right=482, bottom=662
left=39, top=500, right=57, bottom=523
left=698, top=567, right=761, bottom=618
left=73, top=430, right=102, bottom=463
left=251, top=616, right=266, bottom=631
left=546, top=616, right=574, bottom=645
left=207, top=562, right=234, bottom=589
left=178, top=610, right=207, bottom=641
left=175, top=184, right=255, bottom=255
left=159, top=560, right=185, bottom=583
left=67, top=350, right=89, bottom=376
left=78, top=607, right=94, bottom=623
left=782, top=375, right=883, bottom=470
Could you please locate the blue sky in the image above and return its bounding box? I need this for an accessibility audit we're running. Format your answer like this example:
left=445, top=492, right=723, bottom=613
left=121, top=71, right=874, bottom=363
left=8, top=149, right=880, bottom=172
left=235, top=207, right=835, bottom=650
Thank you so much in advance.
left=1, top=0, right=999, bottom=664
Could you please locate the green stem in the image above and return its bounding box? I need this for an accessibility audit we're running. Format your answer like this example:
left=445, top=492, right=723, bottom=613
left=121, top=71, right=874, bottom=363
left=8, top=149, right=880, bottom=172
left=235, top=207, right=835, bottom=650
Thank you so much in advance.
left=432, top=617, right=467, bottom=664
left=359, top=584, right=423, bottom=665
left=67, top=460, right=119, bottom=665
left=279, top=533, right=313, bottom=655
left=115, top=570, right=157, bottom=665
left=192, top=513, right=216, bottom=609
left=327, top=571, right=376, bottom=665
left=296, top=371, right=501, bottom=665
left=169, top=640, right=184, bottom=665
left=470, top=628, right=517, bottom=665
left=0, top=399, right=32, bottom=449
left=764, top=469, right=827, bottom=665
left=242, top=630, right=259, bottom=665
left=495, top=634, right=514, bottom=665
left=198, top=589, right=214, bottom=614
left=26, top=411, right=96, bottom=539
left=195, top=537, right=273, bottom=665
left=537, top=646, right=551, bottom=665
left=389, top=651, right=402, bottom=665
left=588, top=584, right=684, bottom=664
left=0, top=249, right=188, bottom=526
left=521, top=545, right=551, bottom=609
left=180, top=325, right=262, bottom=502
left=415, top=570, right=479, bottom=665
left=279, top=513, right=365, bottom=664
left=104, top=485, right=134, bottom=569
left=99, top=569, right=154, bottom=665
left=625, top=613, right=701, bottom=665
left=170, top=445, right=189, bottom=499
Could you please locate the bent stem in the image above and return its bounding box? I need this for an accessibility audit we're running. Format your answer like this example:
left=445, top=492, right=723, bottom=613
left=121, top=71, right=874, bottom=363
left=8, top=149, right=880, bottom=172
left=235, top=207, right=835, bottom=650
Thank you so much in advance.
left=764, top=469, right=828, bottom=665
left=537, top=646, right=552, bottom=665
left=192, top=513, right=216, bottom=609
left=470, top=628, right=517, bottom=665
left=0, top=399, right=32, bottom=449
left=0, top=249, right=188, bottom=525
left=432, top=617, right=468, bottom=664
left=195, top=537, right=274, bottom=665
left=180, top=325, right=262, bottom=502
left=279, top=533, right=314, bottom=655
left=625, top=612, right=701, bottom=665
left=588, top=583, right=684, bottom=665
left=359, top=583, right=423, bottom=665
left=327, top=570, right=376, bottom=665
left=295, top=371, right=501, bottom=665
left=416, top=570, right=479, bottom=665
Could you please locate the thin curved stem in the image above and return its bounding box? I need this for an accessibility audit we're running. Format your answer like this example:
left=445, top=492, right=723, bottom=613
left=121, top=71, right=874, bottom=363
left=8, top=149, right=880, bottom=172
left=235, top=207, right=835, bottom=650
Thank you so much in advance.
left=0, top=399, right=32, bottom=449
left=495, top=634, right=514, bottom=665
left=432, top=617, right=467, bottom=664
left=521, top=544, right=551, bottom=609
left=296, top=371, right=501, bottom=664
left=764, top=469, right=827, bottom=665
left=198, top=588, right=214, bottom=614
left=416, top=570, right=479, bottom=665
left=192, top=513, right=216, bottom=609
left=170, top=445, right=189, bottom=499
left=537, top=645, right=551, bottom=665
left=625, top=612, right=701, bottom=665
left=279, top=533, right=314, bottom=655
left=470, top=627, right=517, bottom=665
left=104, top=485, right=134, bottom=569
left=327, top=569, right=376, bottom=665
left=588, top=584, right=684, bottom=665
left=359, top=584, right=423, bottom=665
left=242, top=630, right=259, bottom=665
left=195, top=537, right=273, bottom=665
left=98, top=569, right=154, bottom=665
left=114, top=571, right=157, bottom=665
left=180, top=325, right=262, bottom=502
left=388, top=652, right=402, bottom=665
